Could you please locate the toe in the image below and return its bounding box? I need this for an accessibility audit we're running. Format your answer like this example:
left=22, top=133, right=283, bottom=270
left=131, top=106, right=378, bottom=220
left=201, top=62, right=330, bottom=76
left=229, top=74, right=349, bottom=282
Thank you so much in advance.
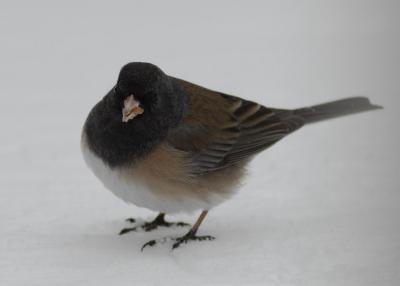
left=175, top=222, right=191, bottom=227
left=119, top=227, right=137, bottom=235
left=172, top=240, right=183, bottom=249
left=141, top=240, right=157, bottom=251
left=143, top=225, right=157, bottom=232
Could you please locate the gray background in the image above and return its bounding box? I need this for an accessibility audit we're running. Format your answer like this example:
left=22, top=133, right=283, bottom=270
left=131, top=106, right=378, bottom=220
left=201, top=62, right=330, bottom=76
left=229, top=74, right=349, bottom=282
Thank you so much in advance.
left=1, top=1, right=399, bottom=285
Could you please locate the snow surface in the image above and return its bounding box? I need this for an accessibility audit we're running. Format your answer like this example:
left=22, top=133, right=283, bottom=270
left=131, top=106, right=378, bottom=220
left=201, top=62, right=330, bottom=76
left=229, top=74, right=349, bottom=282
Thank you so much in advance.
left=1, top=1, right=399, bottom=285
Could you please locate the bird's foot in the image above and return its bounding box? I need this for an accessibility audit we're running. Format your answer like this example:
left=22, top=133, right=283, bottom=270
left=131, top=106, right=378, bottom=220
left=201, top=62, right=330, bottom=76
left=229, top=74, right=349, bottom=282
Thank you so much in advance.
left=141, top=230, right=215, bottom=251
left=119, top=215, right=190, bottom=235
left=172, top=230, right=215, bottom=249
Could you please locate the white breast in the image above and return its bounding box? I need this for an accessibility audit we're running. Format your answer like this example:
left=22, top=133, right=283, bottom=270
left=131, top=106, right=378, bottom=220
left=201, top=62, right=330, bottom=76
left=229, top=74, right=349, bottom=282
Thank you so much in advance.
left=80, top=138, right=229, bottom=214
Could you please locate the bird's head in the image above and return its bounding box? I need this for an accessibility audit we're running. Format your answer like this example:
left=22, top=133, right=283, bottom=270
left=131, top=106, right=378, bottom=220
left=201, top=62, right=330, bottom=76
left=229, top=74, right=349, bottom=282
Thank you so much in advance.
left=114, top=62, right=180, bottom=124
left=84, top=62, right=188, bottom=167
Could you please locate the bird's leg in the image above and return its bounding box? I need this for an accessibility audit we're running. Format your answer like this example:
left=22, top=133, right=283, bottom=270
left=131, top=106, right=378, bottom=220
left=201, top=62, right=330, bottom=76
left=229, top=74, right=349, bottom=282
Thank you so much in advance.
left=141, top=210, right=215, bottom=250
left=119, top=213, right=190, bottom=235
left=171, top=210, right=215, bottom=249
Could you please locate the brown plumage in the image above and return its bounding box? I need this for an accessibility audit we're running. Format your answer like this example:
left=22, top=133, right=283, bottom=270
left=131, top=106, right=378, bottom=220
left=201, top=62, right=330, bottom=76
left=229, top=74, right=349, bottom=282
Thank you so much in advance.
left=167, top=78, right=305, bottom=176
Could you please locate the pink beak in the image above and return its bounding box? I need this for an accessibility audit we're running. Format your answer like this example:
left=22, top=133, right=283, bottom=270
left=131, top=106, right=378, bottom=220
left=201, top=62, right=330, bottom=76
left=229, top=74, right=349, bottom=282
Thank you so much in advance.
left=122, top=95, right=144, bottom=122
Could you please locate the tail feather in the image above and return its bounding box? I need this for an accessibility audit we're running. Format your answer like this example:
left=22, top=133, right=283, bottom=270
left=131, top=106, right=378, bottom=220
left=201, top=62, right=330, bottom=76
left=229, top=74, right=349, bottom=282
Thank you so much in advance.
left=293, top=97, right=382, bottom=124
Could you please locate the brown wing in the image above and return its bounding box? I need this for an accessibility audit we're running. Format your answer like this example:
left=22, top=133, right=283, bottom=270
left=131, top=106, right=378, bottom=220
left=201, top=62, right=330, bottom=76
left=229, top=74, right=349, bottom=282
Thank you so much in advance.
left=166, top=78, right=304, bottom=175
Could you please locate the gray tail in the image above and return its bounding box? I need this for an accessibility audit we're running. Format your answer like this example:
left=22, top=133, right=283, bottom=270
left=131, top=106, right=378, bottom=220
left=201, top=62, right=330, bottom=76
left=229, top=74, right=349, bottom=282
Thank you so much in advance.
left=293, top=97, right=382, bottom=124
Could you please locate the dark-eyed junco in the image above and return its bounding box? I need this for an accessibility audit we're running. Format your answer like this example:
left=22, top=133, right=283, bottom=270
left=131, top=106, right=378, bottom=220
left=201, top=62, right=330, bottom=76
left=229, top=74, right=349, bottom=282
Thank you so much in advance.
left=81, top=62, right=381, bottom=250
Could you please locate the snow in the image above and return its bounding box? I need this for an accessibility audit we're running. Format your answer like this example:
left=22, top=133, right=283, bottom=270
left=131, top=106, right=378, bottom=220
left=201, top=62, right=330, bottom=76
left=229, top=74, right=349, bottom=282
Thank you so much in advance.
left=1, top=1, right=399, bottom=285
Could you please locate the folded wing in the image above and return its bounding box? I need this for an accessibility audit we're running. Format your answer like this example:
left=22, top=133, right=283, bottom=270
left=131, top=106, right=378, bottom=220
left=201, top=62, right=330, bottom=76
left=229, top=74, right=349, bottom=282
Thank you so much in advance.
left=167, top=78, right=304, bottom=175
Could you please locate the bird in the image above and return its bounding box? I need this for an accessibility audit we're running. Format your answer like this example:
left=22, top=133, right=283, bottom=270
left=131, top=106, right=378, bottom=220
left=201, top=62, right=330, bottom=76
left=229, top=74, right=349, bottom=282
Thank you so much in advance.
left=81, top=62, right=382, bottom=250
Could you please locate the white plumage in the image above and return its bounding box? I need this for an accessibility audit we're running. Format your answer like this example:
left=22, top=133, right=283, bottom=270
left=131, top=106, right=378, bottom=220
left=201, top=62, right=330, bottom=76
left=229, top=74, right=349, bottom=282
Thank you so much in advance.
left=81, top=137, right=232, bottom=214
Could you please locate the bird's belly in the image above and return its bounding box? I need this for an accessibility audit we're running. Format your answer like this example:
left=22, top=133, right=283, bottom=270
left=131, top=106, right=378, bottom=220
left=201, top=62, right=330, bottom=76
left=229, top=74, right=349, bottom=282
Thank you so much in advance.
left=81, top=141, right=230, bottom=213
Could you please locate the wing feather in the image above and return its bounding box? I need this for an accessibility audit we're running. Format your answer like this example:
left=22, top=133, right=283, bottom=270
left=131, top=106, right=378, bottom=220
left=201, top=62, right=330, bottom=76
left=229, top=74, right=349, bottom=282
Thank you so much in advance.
left=167, top=78, right=304, bottom=175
